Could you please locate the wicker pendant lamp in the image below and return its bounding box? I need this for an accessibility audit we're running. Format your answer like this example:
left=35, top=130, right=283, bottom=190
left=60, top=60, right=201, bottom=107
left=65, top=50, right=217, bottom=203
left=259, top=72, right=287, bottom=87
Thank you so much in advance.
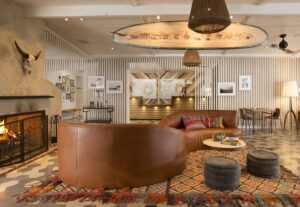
left=188, top=0, right=231, bottom=34
left=183, top=50, right=201, bottom=67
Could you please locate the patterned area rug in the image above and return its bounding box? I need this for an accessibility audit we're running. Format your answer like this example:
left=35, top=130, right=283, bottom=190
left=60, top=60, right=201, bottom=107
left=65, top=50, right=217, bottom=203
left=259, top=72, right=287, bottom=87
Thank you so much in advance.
left=16, top=150, right=300, bottom=206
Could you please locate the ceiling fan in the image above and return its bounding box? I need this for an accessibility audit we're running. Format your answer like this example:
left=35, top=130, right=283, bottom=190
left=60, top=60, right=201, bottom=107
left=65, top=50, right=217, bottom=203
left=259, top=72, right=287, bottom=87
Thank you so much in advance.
left=271, top=34, right=300, bottom=55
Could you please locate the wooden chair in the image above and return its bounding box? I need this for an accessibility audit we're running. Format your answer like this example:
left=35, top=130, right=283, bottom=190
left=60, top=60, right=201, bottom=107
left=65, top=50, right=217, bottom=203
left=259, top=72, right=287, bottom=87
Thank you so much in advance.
left=262, top=108, right=282, bottom=131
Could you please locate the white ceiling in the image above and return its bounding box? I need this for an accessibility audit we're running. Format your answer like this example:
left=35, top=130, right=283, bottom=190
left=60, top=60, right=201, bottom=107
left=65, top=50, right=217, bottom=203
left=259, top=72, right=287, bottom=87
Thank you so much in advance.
left=13, top=0, right=300, bottom=57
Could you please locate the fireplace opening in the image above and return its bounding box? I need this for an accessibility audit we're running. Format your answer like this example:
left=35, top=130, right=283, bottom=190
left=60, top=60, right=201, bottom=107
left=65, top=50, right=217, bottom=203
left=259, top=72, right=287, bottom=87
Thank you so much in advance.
left=0, top=110, right=48, bottom=167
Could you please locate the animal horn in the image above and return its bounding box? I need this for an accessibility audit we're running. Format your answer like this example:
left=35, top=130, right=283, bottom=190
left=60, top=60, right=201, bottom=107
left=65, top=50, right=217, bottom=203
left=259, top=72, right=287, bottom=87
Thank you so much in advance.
left=35, top=51, right=41, bottom=61
left=15, top=41, right=29, bottom=59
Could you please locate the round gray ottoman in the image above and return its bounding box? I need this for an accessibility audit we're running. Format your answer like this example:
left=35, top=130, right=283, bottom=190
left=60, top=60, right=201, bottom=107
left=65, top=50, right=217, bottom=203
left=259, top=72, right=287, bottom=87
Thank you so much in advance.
left=247, top=150, right=280, bottom=178
left=204, top=156, right=241, bottom=191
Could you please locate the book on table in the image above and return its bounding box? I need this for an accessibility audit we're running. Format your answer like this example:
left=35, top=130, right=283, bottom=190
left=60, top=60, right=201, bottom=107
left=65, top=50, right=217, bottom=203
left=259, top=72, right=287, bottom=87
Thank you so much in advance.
left=221, top=137, right=244, bottom=146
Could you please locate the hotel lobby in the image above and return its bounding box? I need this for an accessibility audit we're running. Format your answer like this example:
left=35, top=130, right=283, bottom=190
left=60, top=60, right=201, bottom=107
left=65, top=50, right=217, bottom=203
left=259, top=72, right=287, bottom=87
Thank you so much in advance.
left=1, top=0, right=300, bottom=206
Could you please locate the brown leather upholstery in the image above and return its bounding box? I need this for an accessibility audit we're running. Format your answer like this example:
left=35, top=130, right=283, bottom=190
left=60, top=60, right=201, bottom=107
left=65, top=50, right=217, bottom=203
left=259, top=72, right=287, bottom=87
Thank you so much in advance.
left=159, top=110, right=242, bottom=152
left=58, top=122, right=187, bottom=189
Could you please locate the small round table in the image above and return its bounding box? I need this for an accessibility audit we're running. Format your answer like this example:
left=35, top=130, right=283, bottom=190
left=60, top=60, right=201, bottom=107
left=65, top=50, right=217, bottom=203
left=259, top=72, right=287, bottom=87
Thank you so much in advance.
left=203, top=139, right=247, bottom=151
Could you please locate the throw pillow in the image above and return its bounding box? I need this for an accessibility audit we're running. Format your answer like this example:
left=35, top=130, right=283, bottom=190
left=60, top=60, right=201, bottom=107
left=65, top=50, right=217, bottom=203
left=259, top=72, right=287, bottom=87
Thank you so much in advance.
left=204, top=117, right=224, bottom=128
left=183, top=116, right=206, bottom=130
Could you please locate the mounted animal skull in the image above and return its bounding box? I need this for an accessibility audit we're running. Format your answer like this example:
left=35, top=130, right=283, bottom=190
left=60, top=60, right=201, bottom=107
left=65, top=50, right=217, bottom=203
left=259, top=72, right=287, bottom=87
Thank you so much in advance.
left=15, top=41, right=41, bottom=74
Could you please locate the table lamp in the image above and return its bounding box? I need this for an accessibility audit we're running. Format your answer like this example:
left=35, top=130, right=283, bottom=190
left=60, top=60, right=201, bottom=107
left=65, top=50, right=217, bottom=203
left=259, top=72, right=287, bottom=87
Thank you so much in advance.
left=282, top=81, right=299, bottom=130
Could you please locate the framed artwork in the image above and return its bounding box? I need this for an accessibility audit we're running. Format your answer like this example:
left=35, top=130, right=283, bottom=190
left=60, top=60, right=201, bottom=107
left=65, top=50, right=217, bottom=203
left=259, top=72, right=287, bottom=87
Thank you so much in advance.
left=106, top=81, right=123, bottom=94
left=62, top=76, right=66, bottom=83
left=66, top=83, right=70, bottom=93
left=55, top=83, right=61, bottom=89
left=70, top=79, right=75, bottom=86
left=61, top=83, right=66, bottom=93
left=218, top=82, right=236, bottom=96
left=66, top=93, right=71, bottom=99
left=70, top=86, right=75, bottom=93
left=88, top=76, right=105, bottom=89
left=58, top=75, right=62, bottom=83
left=70, top=94, right=74, bottom=102
left=132, top=79, right=157, bottom=99
left=160, top=79, right=185, bottom=99
left=239, top=75, right=252, bottom=91
left=65, top=75, right=70, bottom=83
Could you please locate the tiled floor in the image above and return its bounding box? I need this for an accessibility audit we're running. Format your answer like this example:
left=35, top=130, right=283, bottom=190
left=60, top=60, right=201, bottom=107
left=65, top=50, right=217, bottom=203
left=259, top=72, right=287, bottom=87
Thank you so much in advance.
left=243, top=129, right=300, bottom=176
left=0, top=129, right=300, bottom=207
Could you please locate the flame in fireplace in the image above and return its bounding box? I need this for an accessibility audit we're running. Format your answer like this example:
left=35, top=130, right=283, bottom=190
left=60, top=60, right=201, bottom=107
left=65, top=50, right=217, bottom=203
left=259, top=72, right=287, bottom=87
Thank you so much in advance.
left=0, top=120, right=17, bottom=141
left=0, top=120, right=8, bottom=135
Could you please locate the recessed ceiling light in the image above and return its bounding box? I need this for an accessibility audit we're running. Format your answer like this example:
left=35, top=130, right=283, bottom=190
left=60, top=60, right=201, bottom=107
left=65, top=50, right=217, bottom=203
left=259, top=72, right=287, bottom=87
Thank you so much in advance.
left=230, top=16, right=233, bottom=19
left=156, top=15, right=161, bottom=20
left=265, top=46, right=269, bottom=49
left=64, top=18, right=69, bottom=21
left=111, top=47, right=115, bottom=51
left=80, top=18, right=84, bottom=21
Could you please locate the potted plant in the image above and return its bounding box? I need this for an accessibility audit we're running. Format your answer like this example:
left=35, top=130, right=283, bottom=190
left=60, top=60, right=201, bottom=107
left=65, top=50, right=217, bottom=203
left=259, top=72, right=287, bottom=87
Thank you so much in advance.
left=212, top=132, right=226, bottom=142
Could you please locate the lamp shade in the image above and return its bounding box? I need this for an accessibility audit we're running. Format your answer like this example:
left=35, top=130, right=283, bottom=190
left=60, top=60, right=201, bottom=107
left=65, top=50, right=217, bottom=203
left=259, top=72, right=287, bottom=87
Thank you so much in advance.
left=183, top=50, right=201, bottom=67
left=282, top=81, right=299, bottom=97
left=188, top=0, right=231, bottom=34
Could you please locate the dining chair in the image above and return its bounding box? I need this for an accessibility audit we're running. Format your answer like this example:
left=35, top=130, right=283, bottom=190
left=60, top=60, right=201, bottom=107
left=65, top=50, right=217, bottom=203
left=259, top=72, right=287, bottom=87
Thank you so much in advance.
left=262, top=108, right=283, bottom=131
left=239, top=108, right=253, bottom=130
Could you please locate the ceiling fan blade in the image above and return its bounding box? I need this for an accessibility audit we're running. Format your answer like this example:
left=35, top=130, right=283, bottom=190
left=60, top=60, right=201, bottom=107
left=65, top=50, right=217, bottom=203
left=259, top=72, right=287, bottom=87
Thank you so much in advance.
left=282, top=49, right=294, bottom=54
left=291, top=49, right=300, bottom=55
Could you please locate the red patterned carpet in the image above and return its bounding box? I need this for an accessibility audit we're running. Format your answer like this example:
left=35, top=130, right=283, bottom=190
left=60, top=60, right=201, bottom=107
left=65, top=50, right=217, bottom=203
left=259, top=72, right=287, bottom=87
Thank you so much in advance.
left=16, top=149, right=300, bottom=206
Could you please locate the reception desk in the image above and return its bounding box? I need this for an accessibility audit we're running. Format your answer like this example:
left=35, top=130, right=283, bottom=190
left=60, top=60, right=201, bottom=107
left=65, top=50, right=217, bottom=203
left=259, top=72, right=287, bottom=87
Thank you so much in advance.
left=130, top=96, right=195, bottom=120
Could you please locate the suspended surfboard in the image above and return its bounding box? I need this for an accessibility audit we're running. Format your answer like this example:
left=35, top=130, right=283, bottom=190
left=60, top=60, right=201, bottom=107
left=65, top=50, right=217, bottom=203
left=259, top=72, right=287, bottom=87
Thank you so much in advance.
left=113, top=21, right=268, bottom=50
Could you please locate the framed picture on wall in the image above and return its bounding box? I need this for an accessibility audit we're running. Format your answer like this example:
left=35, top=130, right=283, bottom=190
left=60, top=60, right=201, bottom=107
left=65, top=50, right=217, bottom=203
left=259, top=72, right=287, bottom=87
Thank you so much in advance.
left=106, top=81, right=123, bottom=94
left=88, top=76, right=105, bottom=89
left=58, top=75, right=62, bottom=83
left=65, top=75, right=70, bottom=83
left=66, top=93, right=71, bottom=99
left=61, top=83, right=66, bottom=93
left=70, top=94, right=74, bottom=102
left=66, top=83, right=70, bottom=93
left=70, top=86, right=75, bottom=93
left=218, top=82, right=236, bottom=96
left=239, top=75, right=252, bottom=91
left=70, top=79, right=75, bottom=86
left=62, top=76, right=66, bottom=83
left=55, top=83, right=61, bottom=89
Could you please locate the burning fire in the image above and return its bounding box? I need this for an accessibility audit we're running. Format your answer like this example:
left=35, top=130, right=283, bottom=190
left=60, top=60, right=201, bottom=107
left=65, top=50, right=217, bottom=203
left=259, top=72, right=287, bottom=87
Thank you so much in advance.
left=0, top=120, right=17, bottom=141
left=0, top=120, right=8, bottom=135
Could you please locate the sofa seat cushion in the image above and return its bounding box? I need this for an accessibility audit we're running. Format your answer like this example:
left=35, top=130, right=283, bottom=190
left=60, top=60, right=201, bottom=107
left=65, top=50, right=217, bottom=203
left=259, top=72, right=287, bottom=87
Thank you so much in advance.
left=179, top=128, right=242, bottom=152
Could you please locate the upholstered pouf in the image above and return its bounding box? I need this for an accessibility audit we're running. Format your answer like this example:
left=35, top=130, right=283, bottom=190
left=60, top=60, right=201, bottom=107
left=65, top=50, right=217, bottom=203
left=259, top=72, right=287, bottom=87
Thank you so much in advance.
left=204, top=156, right=241, bottom=191
left=247, top=150, right=280, bottom=178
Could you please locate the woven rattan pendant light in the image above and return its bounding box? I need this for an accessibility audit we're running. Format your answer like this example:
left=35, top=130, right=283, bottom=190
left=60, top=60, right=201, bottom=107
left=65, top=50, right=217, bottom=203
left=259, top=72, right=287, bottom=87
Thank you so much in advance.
left=188, top=0, right=231, bottom=34
left=183, top=50, right=201, bottom=67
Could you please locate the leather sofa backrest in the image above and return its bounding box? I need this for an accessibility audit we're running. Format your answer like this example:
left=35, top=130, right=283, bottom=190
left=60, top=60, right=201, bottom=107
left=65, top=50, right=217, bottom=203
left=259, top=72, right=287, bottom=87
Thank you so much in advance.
left=159, top=110, right=238, bottom=128
left=58, top=122, right=187, bottom=188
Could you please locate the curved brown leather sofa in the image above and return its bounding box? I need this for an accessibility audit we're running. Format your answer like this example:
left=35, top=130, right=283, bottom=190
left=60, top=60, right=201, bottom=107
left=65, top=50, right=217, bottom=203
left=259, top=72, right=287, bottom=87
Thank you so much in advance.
left=159, top=110, right=242, bottom=152
left=58, top=122, right=187, bottom=189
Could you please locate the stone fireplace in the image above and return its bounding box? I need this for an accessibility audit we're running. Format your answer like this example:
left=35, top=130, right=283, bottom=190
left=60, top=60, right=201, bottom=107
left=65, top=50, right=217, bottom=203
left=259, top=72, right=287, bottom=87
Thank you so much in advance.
left=0, top=110, right=48, bottom=167
left=0, top=0, right=62, bottom=162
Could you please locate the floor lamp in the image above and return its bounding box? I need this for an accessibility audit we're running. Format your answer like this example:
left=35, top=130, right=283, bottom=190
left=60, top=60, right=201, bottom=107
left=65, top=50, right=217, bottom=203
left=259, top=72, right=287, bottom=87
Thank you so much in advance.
left=282, top=81, right=299, bottom=131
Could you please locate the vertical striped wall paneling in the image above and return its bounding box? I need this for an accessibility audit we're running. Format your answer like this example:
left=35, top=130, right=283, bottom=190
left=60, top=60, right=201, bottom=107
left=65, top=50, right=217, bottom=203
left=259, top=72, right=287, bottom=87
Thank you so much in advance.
left=46, top=57, right=300, bottom=126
